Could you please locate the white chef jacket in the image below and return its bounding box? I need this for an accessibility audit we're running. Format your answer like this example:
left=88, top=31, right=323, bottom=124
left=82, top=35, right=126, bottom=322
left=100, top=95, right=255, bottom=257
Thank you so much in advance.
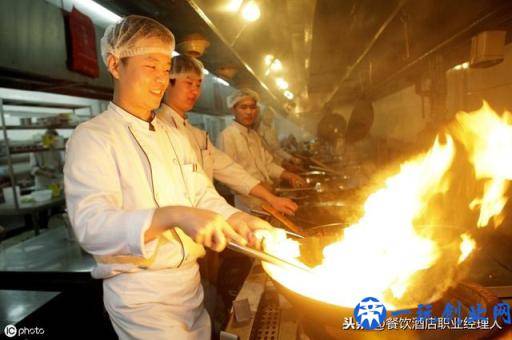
left=217, top=121, right=284, bottom=185
left=64, top=102, right=239, bottom=339
left=157, top=104, right=260, bottom=196
left=64, top=102, right=239, bottom=278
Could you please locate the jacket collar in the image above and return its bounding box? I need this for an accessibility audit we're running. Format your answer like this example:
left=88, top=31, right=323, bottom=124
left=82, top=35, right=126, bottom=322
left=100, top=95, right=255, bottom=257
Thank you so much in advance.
left=158, top=103, right=188, bottom=129
left=232, top=120, right=253, bottom=135
left=109, top=102, right=157, bottom=131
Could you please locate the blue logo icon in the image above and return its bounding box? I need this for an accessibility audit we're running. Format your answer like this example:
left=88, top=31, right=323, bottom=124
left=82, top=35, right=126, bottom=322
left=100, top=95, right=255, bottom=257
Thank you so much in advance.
left=354, top=297, right=387, bottom=330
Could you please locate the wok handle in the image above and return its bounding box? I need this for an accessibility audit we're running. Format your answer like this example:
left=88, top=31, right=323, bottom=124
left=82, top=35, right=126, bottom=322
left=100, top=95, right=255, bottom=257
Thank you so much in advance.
left=261, top=203, right=305, bottom=237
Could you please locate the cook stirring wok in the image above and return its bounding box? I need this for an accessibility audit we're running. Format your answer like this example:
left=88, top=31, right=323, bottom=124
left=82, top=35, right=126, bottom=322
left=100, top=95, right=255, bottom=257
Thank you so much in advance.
left=217, top=89, right=307, bottom=212
left=157, top=54, right=297, bottom=216
left=64, top=15, right=273, bottom=340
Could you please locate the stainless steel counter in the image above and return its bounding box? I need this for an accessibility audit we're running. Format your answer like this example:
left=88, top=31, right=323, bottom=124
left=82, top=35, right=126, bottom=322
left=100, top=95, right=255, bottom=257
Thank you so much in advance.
left=0, top=226, right=95, bottom=290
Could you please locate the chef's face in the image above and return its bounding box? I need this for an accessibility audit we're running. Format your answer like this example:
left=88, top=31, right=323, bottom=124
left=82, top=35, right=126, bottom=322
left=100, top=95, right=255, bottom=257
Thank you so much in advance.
left=165, top=72, right=202, bottom=115
left=108, top=37, right=171, bottom=115
left=233, top=97, right=259, bottom=128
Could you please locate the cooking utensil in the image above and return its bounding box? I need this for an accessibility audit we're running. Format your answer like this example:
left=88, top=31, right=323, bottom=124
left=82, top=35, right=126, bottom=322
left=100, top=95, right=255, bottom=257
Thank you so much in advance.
left=261, top=203, right=305, bottom=236
left=227, top=242, right=310, bottom=272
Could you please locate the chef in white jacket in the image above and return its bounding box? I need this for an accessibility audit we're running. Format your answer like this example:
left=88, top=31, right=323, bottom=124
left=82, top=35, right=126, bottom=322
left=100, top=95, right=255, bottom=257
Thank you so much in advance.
left=217, top=89, right=307, bottom=211
left=157, top=55, right=297, bottom=216
left=64, top=15, right=271, bottom=340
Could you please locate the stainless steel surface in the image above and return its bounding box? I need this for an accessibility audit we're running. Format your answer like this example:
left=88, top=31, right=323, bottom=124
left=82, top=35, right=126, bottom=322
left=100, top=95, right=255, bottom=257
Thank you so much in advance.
left=0, top=226, right=94, bottom=274
left=0, top=290, right=59, bottom=325
left=227, top=242, right=309, bottom=272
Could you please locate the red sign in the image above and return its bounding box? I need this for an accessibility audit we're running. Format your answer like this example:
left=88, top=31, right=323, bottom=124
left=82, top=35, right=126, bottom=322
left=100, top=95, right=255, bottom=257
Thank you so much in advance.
left=67, top=7, right=99, bottom=78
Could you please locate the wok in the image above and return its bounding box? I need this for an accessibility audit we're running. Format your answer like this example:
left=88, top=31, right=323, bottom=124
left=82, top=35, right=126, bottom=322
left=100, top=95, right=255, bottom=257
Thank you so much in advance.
left=261, top=224, right=507, bottom=338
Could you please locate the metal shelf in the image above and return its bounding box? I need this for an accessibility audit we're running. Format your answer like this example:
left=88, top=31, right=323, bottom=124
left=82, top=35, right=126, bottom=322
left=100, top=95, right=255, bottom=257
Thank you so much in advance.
left=9, top=147, right=65, bottom=155
left=1, top=96, right=94, bottom=209
left=4, top=125, right=78, bottom=130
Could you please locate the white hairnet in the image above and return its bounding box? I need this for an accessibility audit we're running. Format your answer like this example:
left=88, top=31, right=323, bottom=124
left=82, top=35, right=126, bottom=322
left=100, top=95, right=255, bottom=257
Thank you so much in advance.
left=226, top=88, right=260, bottom=110
left=100, top=15, right=175, bottom=66
left=170, top=55, right=204, bottom=78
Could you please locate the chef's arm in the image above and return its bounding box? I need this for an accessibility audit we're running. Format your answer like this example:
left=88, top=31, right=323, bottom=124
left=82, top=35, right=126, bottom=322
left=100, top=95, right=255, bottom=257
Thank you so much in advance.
left=145, top=205, right=246, bottom=252
left=248, top=184, right=298, bottom=216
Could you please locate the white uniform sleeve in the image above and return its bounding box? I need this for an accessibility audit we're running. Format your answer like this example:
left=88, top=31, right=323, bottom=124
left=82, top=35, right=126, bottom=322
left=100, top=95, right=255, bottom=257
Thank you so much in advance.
left=64, top=126, right=156, bottom=259
left=211, top=143, right=259, bottom=195
left=216, top=129, right=237, bottom=161
left=261, top=137, right=285, bottom=179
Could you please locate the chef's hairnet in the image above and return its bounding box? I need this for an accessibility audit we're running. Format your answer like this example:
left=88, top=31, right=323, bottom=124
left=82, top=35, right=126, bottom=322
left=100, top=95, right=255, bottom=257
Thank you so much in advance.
left=170, top=55, right=204, bottom=78
left=226, top=88, right=260, bottom=110
left=100, top=15, right=175, bottom=66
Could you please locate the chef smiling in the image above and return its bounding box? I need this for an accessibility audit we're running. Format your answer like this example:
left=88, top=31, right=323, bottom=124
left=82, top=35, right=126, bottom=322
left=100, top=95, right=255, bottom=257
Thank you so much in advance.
left=64, top=15, right=271, bottom=339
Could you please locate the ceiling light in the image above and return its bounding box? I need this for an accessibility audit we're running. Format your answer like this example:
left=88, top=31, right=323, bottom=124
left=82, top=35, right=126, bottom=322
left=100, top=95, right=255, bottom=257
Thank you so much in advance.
left=452, top=61, right=470, bottom=71
left=242, top=1, right=261, bottom=22
left=226, top=0, right=243, bottom=12
left=270, top=59, right=282, bottom=72
left=73, top=0, right=121, bottom=24
left=275, top=77, right=288, bottom=90
left=284, top=90, right=294, bottom=100
left=264, top=54, right=274, bottom=66
left=215, top=77, right=230, bottom=87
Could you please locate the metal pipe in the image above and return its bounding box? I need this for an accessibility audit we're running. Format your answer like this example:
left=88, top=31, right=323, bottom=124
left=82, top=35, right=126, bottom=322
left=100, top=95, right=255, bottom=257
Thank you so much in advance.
left=185, top=0, right=282, bottom=107
left=227, top=242, right=310, bottom=272
left=0, top=99, right=19, bottom=209
left=370, top=3, right=512, bottom=97
left=324, top=0, right=409, bottom=106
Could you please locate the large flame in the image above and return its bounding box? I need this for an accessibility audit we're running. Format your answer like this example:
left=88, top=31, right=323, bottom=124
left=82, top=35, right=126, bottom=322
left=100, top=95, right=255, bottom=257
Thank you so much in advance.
left=453, top=102, right=512, bottom=228
left=263, top=102, right=511, bottom=309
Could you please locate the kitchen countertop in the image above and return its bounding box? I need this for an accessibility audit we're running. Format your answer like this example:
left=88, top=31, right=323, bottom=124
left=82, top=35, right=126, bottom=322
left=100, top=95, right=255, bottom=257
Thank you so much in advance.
left=0, top=226, right=95, bottom=290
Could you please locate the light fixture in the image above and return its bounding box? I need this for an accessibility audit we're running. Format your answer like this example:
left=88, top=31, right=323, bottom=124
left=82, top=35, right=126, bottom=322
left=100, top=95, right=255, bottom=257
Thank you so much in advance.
left=215, top=77, right=230, bottom=87
left=270, top=59, right=282, bottom=72
left=452, top=61, right=470, bottom=71
left=264, top=54, right=274, bottom=65
left=203, top=68, right=210, bottom=75
left=172, top=51, right=180, bottom=57
left=275, top=77, right=288, bottom=90
left=242, top=1, right=261, bottom=22
left=284, top=90, right=294, bottom=100
left=226, top=0, right=243, bottom=12
left=73, top=0, right=121, bottom=24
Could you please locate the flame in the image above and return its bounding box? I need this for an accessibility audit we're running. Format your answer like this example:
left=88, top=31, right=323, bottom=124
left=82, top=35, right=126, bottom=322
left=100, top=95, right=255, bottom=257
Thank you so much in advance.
left=262, top=102, right=512, bottom=310
left=264, top=137, right=456, bottom=309
left=453, top=102, right=512, bottom=228
left=458, top=233, right=476, bottom=264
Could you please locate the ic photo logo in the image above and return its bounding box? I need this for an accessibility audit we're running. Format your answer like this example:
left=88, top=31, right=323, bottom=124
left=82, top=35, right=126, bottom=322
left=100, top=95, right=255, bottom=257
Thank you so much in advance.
left=3, top=325, right=17, bottom=338
left=3, top=324, right=45, bottom=337
left=354, top=297, right=387, bottom=330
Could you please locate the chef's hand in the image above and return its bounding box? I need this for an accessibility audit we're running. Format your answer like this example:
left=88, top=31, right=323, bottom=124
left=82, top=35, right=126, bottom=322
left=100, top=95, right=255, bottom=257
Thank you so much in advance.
left=178, top=207, right=247, bottom=252
left=227, top=212, right=274, bottom=250
left=268, top=195, right=298, bottom=216
left=281, top=171, right=307, bottom=188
